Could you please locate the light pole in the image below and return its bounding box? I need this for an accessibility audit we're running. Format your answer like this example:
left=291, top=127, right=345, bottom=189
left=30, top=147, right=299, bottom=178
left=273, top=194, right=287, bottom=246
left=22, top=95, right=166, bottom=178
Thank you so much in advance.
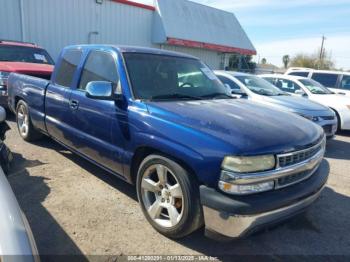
left=319, top=35, right=326, bottom=69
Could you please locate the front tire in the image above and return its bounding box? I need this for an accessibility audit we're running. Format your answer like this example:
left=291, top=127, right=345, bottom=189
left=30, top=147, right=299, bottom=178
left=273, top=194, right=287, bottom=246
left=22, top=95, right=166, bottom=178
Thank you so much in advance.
left=16, top=100, right=42, bottom=142
left=136, top=154, right=203, bottom=239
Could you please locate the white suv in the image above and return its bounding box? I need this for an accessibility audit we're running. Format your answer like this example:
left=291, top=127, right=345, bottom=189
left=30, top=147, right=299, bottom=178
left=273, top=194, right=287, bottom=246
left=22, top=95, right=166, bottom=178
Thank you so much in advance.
left=285, top=68, right=350, bottom=96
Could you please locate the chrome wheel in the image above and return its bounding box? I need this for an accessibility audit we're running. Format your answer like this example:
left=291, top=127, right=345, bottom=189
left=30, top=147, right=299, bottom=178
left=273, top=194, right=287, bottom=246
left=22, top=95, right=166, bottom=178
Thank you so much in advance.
left=140, top=164, right=184, bottom=228
left=17, top=104, right=29, bottom=137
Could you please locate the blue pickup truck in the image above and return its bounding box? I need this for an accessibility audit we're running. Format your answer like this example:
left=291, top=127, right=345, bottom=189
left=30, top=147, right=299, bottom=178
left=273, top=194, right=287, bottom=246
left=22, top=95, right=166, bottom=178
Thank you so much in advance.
left=8, top=45, right=328, bottom=240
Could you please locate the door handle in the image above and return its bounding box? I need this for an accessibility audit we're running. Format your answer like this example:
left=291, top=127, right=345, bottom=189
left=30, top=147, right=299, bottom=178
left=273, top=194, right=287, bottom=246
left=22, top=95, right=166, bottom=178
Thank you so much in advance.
left=338, top=92, right=346, bottom=95
left=69, top=100, right=79, bottom=110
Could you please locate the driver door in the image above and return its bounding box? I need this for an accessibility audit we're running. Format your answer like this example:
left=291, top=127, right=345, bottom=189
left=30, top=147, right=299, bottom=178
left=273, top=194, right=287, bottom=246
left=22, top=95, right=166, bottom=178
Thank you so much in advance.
left=65, top=49, right=125, bottom=175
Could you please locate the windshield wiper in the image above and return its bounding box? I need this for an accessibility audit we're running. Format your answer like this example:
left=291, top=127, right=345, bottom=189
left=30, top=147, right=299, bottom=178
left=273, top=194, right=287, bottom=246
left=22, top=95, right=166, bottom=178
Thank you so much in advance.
left=312, top=91, right=327, bottom=95
left=150, top=93, right=204, bottom=101
left=200, top=92, right=234, bottom=99
left=277, top=92, right=290, bottom=96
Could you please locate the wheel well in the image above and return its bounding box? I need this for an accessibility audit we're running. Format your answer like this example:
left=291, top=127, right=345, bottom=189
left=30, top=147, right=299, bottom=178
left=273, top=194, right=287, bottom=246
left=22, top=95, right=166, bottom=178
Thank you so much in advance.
left=130, top=146, right=198, bottom=185
left=330, top=107, right=341, bottom=130
left=14, top=96, right=24, bottom=109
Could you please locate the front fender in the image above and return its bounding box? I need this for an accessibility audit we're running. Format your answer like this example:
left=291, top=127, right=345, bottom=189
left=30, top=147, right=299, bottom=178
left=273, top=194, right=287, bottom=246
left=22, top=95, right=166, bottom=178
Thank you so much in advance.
left=122, top=102, right=233, bottom=186
left=124, top=131, right=224, bottom=186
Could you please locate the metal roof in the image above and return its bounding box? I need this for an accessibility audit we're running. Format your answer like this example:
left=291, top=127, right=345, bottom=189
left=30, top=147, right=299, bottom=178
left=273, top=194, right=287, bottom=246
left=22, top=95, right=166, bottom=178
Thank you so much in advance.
left=111, top=0, right=155, bottom=11
left=152, top=0, right=256, bottom=55
left=0, top=39, right=37, bottom=47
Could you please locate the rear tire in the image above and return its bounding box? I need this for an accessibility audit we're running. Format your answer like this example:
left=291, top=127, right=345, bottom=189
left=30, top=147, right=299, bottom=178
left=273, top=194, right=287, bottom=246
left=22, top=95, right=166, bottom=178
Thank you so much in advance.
left=136, top=154, right=203, bottom=239
left=16, top=100, right=42, bottom=142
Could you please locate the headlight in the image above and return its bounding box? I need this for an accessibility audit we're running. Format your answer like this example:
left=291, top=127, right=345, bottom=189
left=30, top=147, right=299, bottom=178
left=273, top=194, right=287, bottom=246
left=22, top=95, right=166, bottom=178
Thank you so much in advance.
left=0, top=71, right=10, bottom=86
left=299, top=114, right=319, bottom=122
left=221, top=155, right=275, bottom=173
left=219, top=170, right=274, bottom=195
left=219, top=155, right=275, bottom=195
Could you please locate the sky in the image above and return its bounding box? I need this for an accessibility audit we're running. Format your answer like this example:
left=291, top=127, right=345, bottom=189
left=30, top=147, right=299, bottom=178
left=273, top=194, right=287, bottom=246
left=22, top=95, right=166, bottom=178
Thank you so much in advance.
left=134, top=0, right=350, bottom=70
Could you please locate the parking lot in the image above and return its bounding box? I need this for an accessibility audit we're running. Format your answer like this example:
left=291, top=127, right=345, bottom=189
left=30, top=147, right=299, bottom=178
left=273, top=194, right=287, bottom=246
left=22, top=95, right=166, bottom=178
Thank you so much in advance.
left=5, top=116, right=350, bottom=257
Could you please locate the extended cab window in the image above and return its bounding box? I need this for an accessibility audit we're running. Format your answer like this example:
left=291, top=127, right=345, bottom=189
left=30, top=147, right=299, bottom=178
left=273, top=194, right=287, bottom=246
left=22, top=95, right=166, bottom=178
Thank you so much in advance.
left=79, top=50, right=119, bottom=90
left=217, top=75, right=240, bottom=90
left=311, top=73, right=338, bottom=87
left=55, top=50, right=82, bottom=87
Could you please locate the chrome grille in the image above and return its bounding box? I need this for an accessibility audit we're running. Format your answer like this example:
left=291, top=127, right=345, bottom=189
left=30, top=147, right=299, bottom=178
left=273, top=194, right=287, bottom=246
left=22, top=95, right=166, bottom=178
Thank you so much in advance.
left=278, top=140, right=324, bottom=168
left=277, top=170, right=310, bottom=188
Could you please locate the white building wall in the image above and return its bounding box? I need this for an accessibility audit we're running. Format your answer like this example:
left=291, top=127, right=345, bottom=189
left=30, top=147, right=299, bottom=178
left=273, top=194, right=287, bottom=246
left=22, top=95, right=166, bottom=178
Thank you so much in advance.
left=0, top=0, right=22, bottom=41
left=0, top=0, right=155, bottom=60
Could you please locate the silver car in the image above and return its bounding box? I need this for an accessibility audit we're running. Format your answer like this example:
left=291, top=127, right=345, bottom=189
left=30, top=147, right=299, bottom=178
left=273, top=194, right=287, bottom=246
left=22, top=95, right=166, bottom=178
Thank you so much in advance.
left=0, top=106, right=39, bottom=262
left=215, top=71, right=338, bottom=138
left=0, top=166, right=39, bottom=262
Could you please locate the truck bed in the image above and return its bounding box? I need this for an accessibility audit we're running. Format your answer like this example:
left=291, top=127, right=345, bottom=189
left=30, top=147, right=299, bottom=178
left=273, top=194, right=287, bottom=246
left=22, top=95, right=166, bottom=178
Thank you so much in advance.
left=7, top=73, right=50, bottom=132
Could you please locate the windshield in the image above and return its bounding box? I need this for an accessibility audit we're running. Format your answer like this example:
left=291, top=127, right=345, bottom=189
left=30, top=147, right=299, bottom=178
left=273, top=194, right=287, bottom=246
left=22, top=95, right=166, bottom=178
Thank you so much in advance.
left=235, top=75, right=286, bottom=96
left=0, top=45, right=54, bottom=65
left=123, top=53, right=231, bottom=100
left=299, top=79, right=333, bottom=94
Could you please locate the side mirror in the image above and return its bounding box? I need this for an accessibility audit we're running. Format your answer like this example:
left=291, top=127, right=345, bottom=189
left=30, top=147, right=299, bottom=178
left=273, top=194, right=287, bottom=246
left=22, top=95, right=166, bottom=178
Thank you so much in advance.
left=231, top=89, right=247, bottom=97
left=295, top=90, right=307, bottom=97
left=86, top=81, right=114, bottom=100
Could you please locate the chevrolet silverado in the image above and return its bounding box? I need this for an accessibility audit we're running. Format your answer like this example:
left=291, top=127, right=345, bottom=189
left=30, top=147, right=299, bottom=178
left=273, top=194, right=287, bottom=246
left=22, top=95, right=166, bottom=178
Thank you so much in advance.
left=8, top=45, right=328, bottom=239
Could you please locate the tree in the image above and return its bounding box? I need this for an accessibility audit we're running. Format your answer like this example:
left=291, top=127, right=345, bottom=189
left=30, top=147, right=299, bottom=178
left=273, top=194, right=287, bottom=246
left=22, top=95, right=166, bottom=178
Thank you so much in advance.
left=316, top=48, right=334, bottom=69
left=228, top=54, right=256, bottom=72
left=290, top=54, right=316, bottom=68
left=290, top=49, right=334, bottom=70
left=261, top=58, right=267, bottom=64
left=282, top=55, right=290, bottom=69
left=245, top=55, right=257, bottom=72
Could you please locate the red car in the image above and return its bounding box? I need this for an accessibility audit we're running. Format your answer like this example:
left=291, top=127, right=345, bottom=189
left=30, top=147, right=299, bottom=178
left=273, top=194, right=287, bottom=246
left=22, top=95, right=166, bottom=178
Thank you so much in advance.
left=0, top=40, right=54, bottom=107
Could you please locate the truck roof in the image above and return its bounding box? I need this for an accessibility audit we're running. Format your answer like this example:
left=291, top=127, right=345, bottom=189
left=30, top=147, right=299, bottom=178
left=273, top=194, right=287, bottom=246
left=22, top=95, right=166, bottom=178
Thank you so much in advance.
left=0, top=39, right=38, bottom=48
left=64, top=44, right=199, bottom=60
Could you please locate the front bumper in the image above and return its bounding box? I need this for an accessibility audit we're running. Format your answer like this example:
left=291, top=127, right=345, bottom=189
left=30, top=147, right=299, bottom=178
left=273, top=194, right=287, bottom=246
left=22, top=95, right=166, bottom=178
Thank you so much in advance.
left=317, top=118, right=337, bottom=138
left=200, top=160, right=329, bottom=238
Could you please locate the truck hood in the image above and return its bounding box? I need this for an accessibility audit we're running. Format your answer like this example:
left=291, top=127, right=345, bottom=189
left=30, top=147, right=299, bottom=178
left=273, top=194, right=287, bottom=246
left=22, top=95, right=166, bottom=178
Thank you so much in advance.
left=146, top=99, right=323, bottom=155
left=261, top=95, right=328, bottom=111
left=0, top=62, right=54, bottom=75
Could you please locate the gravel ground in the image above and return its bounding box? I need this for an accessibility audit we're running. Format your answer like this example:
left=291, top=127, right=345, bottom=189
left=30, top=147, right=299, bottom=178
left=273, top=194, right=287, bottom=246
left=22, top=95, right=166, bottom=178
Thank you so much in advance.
left=5, top=117, right=350, bottom=259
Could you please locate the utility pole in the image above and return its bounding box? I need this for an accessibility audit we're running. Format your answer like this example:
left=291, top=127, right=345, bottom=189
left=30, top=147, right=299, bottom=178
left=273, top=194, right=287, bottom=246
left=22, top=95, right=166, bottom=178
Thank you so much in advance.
left=319, top=35, right=326, bottom=69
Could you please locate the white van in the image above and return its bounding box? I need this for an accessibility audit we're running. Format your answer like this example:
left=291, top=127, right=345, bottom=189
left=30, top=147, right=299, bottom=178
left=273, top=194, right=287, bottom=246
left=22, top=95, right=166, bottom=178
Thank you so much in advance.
left=285, top=68, right=350, bottom=96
